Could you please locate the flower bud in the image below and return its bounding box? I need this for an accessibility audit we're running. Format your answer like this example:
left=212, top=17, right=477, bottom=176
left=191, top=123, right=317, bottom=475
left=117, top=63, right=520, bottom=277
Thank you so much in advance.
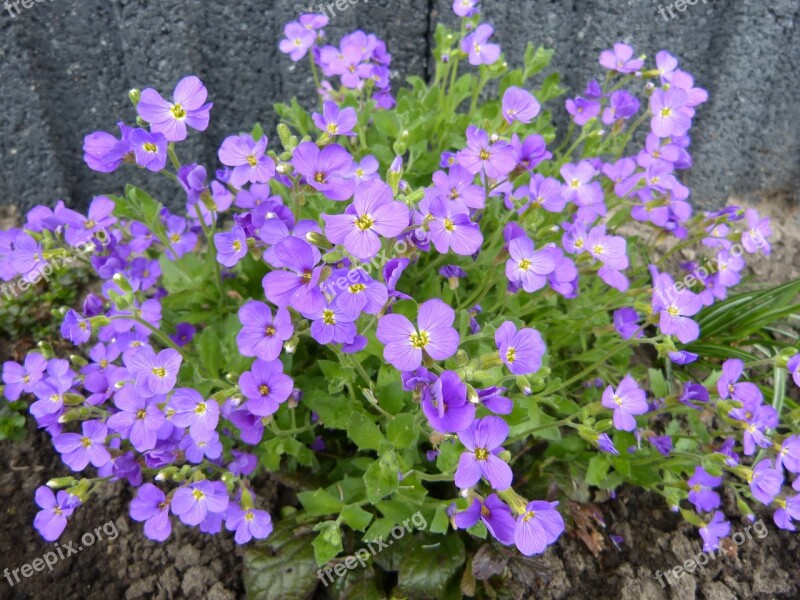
left=47, top=477, right=78, bottom=489
left=128, top=88, right=141, bottom=106
left=306, top=231, right=333, bottom=250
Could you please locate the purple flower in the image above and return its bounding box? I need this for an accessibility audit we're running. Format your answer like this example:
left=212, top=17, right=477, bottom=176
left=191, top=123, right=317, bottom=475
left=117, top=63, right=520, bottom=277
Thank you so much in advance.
left=291, top=142, right=354, bottom=201
left=454, top=494, right=515, bottom=545
left=652, top=271, right=703, bottom=343
left=679, top=382, right=710, bottom=410
left=650, top=435, right=672, bottom=456
left=602, top=374, right=648, bottom=431
left=741, top=208, right=771, bottom=255
left=262, top=237, right=324, bottom=314
left=130, top=483, right=172, bottom=541
left=432, top=165, right=485, bottom=210
left=717, top=359, right=762, bottom=405
left=61, top=309, right=92, bottom=345
left=313, top=101, right=357, bottom=137
left=171, top=480, right=229, bottom=527
left=323, top=179, right=409, bottom=260
left=599, top=43, right=644, bottom=73
left=452, top=0, right=479, bottom=17
left=688, top=466, right=722, bottom=512
left=106, top=386, right=165, bottom=451
left=457, top=126, right=516, bottom=179
left=171, top=323, right=196, bottom=347
left=455, top=416, right=512, bottom=490
left=304, top=299, right=358, bottom=345
left=3, top=352, right=47, bottom=400
left=425, top=194, right=483, bottom=255
left=514, top=500, right=565, bottom=556
left=130, top=129, right=168, bottom=172
left=225, top=505, right=273, bottom=544
left=495, top=321, right=546, bottom=375
left=53, top=420, right=111, bottom=471
left=506, top=236, right=556, bottom=293
left=329, top=268, right=388, bottom=316
left=560, top=161, right=606, bottom=221
left=613, top=308, right=642, bottom=340
left=236, top=301, right=293, bottom=362
left=461, top=24, right=500, bottom=66
left=34, top=486, right=77, bottom=541
left=649, top=88, right=692, bottom=138
left=239, top=359, right=294, bottom=417
left=517, top=174, right=563, bottom=213
left=10, top=232, right=46, bottom=280
left=218, top=134, right=275, bottom=189
left=127, top=347, right=182, bottom=397
left=597, top=433, right=619, bottom=455
left=565, top=96, right=601, bottom=126
left=215, top=226, right=248, bottom=267
left=180, top=430, right=222, bottom=463
left=137, top=76, right=212, bottom=142
left=699, top=511, right=730, bottom=551
left=376, top=299, right=459, bottom=371
left=279, top=21, right=317, bottom=61
left=777, top=434, right=800, bottom=473
left=57, top=196, right=116, bottom=247
left=171, top=388, right=219, bottom=442
left=423, top=371, right=476, bottom=433
left=602, top=90, right=640, bottom=124
left=502, top=87, right=540, bottom=124
left=83, top=121, right=133, bottom=173
left=749, top=459, right=782, bottom=505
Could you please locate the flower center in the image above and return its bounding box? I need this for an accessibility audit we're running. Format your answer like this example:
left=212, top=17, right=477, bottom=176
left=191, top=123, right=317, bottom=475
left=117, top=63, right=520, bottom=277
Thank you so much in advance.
left=152, top=367, right=167, bottom=378
left=314, top=171, right=326, bottom=183
left=265, top=325, right=276, bottom=337
left=170, top=103, right=187, bottom=120
left=474, top=447, right=490, bottom=461
left=409, top=330, right=430, bottom=349
left=302, top=270, right=313, bottom=283
left=522, top=510, right=536, bottom=522
left=192, top=489, right=205, bottom=501
left=667, top=305, right=680, bottom=317
left=143, top=142, right=158, bottom=153
left=506, top=347, right=516, bottom=363
left=355, top=214, right=374, bottom=231
left=443, top=218, right=455, bottom=232
left=322, top=309, right=336, bottom=325
left=136, top=409, right=147, bottom=420
left=81, top=437, right=92, bottom=448
left=195, top=402, right=207, bottom=415
left=349, top=283, right=366, bottom=293
left=660, top=107, right=672, bottom=118
left=84, top=219, right=96, bottom=229
left=518, top=259, right=531, bottom=271
left=232, top=240, right=243, bottom=252
left=592, top=244, right=604, bottom=255
left=170, top=233, right=181, bottom=243
left=479, top=149, right=490, bottom=161
left=258, top=384, right=270, bottom=396
left=326, top=123, right=338, bottom=135
left=613, top=394, right=623, bottom=406
left=246, top=154, right=259, bottom=167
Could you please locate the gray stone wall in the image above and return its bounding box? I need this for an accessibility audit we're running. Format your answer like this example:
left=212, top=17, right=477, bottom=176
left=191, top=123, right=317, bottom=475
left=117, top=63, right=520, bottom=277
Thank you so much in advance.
left=1, top=0, right=798, bottom=213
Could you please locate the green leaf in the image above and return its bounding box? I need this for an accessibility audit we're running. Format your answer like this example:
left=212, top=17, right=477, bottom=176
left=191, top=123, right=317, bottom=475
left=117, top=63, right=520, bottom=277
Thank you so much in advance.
left=312, top=520, right=343, bottom=565
left=243, top=532, right=318, bottom=600
left=397, top=535, right=466, bottom=598
left=297, top=489, right=345, bottom=516
left=196, top=327, right=224, bottom=378
left=364, top=449, right=399, bottom=504
left=585, top=454, right=612, bottom=486
left=387, top=413, right=418, bottom=447
left=429, top=506, right=451, bottom=534
left=348, top=412, right=385, bottom=451
left=523, top=44, right=554, bottom=78
left=340, top=505, right=374, bottom=532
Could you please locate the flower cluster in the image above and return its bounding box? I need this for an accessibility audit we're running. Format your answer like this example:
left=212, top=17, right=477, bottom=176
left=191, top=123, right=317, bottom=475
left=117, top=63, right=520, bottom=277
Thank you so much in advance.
left=2, top=1, right=799, bottom=582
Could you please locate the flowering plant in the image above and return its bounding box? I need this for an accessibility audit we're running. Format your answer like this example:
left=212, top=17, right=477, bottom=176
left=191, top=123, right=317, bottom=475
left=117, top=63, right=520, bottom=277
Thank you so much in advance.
left=2, top=1, right=800, bottom=596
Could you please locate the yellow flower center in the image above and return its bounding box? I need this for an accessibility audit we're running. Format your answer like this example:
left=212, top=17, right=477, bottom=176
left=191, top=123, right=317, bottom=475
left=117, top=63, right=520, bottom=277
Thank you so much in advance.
left=258, top=384, right=270, bottom=396
left=195, top=402, right=207, bottom=415
left=326, top=123, right=338, bottom=135
left=667, top=305, right=679, bottom=317
left=518, top=259, right=531, bottom=271
left=136, top=409, right=147, bottom=420
left=322, top=309, right=336, bottom=325
left=443, top=218, right=455, bottom=232
left=479, top=149, right=490, bottom=161
left=143, top=143, right=158, bottom=153
left=409, top=330, right=430, bottom=349
left=474, top=447, right=490, bottom=460
left=170, top=233, right=181, bottom=243
left=314, top=171, right=326, bottom=183
left=355, top=215, right=374, bottom=231
left=232, top=240, right=243, bottom=252
left=81, top=437, right=92, bottom=448
left=152, top=367, right=167, bottom=378
left=349, top=283, right=366, bottom=293
left=265, top=326, right=276, bottom=337
left=506, top=347, right=516, bottom=364
left=170, top=103, right=187, bottom=120
left=192, top=489, right=205, bottom=501
left=660, top=107, right=672, bottom=118
left=246, top=155, right=258, bottom=167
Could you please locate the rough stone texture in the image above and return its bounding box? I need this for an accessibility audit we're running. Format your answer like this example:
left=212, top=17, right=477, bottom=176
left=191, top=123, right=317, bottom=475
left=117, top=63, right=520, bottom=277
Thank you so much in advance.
left=0, top=0, right=798, bottom=213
